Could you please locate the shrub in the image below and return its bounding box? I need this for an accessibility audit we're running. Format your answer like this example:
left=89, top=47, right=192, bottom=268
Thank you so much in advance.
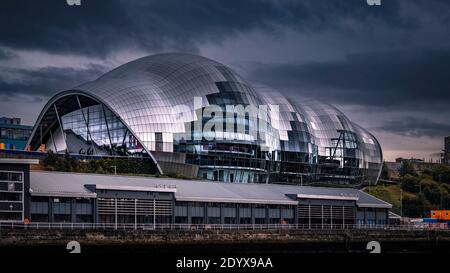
left=432, top=164, right=450, bottom=184
left=399, top=161, right=417, bottom=177
left=401, top=174, right=420, bottom=193
left=402, top=193, right=430, bottom=218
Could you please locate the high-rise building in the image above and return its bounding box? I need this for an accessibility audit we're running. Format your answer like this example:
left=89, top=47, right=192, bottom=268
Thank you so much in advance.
left=444, top=136, right=450, bottom=165
left=0, top=117, right=32, bottom=151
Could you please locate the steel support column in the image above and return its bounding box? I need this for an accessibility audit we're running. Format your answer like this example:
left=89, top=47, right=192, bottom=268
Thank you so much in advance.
left=101, top=104, right=114, bottom=155
left=53, top=104, right=68, bottom=153
left=75, top=95, right=96, bottom=155
left=49, top=129, right=58, bottom=152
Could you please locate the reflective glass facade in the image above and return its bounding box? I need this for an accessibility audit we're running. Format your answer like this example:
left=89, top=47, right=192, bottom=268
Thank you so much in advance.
left=61, top=104, right=145, bottom=156
left=28, top=53, right=382, bottom=187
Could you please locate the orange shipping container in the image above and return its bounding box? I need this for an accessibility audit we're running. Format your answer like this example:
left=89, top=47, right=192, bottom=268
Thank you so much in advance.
left=431, top=210, right=450, bottom=221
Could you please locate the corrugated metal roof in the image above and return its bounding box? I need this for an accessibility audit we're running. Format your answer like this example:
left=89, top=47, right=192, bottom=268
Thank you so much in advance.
left=29, top=171, right=392, bottom=208
left=296, top=193, right=358, bottom=201
left=0, top=158, right=40, bottom=165
left=93, top=184, right=177, bottom=193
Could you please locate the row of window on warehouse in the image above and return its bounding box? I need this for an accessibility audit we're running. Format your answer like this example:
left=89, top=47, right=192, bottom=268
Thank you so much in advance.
left=28, top=197, right=388, bottom=225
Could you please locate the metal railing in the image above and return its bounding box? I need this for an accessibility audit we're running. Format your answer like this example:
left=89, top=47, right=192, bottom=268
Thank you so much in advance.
left=0, top=222, right=448, bottom=231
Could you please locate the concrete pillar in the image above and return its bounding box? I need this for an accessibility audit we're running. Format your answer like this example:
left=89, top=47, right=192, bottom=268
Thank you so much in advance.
left=71, top=199, right=76, bottom=223
left=172, top=199, right=176, bottom=225
left=114, top=198, right=117, bottom=230
left=204, top=202, right=208, bottom=224
left=294, top=205, right=298, bottom=225
left=134, top=199, right=137, bottom=230
left=279, top=206, right=282, bottom=224
left=321, top=205, right=324, bottom=229
left=49, top=197, right=54, bottom=223
left=251, top=204, right=255, bottom=225
left=364, top=208, right=367, bottom=225
left=220, top=203, right=224, bottom=224
left=92, top=198, right=98, bottom=223
left=187, top=202, right=191, bottom=225
left=236, top=204, right=240, bottom=224
left=374, top=208, right=378, bottom=225
left=308, top=204, right=311, bottom=229
left=330, top=206, right=333, bottom=228
left=153, top=199, right=156, bottom=229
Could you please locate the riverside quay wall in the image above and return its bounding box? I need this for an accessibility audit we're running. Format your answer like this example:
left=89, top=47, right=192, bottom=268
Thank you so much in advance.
left=1, top=229, right=450, bottom=253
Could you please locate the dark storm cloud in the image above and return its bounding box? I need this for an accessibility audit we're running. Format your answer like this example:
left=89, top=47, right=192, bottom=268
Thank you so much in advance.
left=0, top=0, right=130, bottom=57
left=0, top=0, right=408, bottom=56
left=0, top=0, right=447, bottom=161
left=0, top=65, right=105, bottom=97
left=246, top=48, right=450, bottom=108
left=0, top=48, right=16, bottom=60
left=372, top=117, right=450, bottom=138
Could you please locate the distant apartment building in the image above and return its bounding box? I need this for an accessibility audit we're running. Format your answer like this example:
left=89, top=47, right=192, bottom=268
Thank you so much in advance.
left=384, top=158, right=432, bottom=180
left=0, top=117, right=32, bottom=151
left=395, top=157, right=441, bottom=174
left=444, top=136, right=450, bottom=165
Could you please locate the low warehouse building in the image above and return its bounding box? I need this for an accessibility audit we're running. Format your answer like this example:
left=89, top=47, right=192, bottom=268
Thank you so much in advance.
left=0, top=159, right=392, bottom=227
left=27, top=171, right=392, bottom=227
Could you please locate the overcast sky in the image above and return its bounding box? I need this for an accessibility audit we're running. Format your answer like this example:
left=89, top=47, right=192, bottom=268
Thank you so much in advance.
left=1, top=0, right=449, bottom=161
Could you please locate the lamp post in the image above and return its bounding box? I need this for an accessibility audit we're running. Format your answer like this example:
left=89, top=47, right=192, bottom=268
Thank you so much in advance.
left=438, top=174, right=443, bottom=209
left=400, top=188, right=403, bottom=219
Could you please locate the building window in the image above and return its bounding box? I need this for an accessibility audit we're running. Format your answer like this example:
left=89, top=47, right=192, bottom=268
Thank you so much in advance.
left=175, top=216, right=187, bottom=224
left=0, top=171, right=23, bottom=222
left=269, top=218, right=280, bottom=224
left=54, top=214, right=71, bottom=223
left=191, top=217, right=204, bottom=224
left=208, top=217, right=220, bottom=224
left=31, top=214, right=49, bottom=222
left=224, top=217, right=236, bottom=224
left=0, top=172, right=22, bottom=182
left=155, top=132, right=163, bottom=151
left=76, top=215, right=93, bottom=223
left=255, top=218, right=266, bottom=225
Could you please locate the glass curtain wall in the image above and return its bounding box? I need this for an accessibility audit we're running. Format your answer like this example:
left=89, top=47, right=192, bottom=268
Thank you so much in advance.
left=61, top=104, right=146, bottom=156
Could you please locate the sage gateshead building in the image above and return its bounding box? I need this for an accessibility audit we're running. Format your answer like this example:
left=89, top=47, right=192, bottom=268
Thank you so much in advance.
left=26, top=53, right=382, bottom=187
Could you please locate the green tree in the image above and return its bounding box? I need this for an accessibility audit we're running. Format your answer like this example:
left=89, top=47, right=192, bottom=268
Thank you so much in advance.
left=42, top=151, right=58, bottom=169
left=399, top=161, right=417, bottom=177
left=432, top=164, right=450, bottom=184
left=402, top=193, right=430, bottom=218
left=380, top=162, right=389, bottom=179
left=401, top=174, right=420, bottom=193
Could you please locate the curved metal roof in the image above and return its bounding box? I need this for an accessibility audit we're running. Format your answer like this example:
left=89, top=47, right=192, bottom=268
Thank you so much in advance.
left=27, top=53, right=383, bottom=184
